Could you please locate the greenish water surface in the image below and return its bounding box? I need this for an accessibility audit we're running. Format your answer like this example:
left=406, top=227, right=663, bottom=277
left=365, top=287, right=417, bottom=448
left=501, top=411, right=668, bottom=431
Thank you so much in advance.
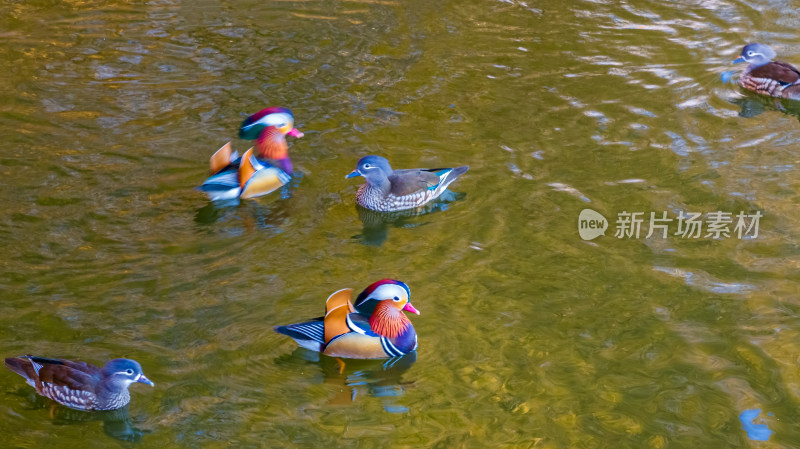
left=2, top=0, right=800, bottom=447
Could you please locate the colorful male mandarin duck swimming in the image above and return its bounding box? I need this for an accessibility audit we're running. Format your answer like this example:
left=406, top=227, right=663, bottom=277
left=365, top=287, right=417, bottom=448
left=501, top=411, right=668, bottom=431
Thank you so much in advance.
left=4, top=356, right=154, bottom=411
left=275, top=279, right=420, bottom=359
left=345, top=155, right=468, bottom=212
left=733, top=43, right=800, bottom=100
left=199, top=107, right=304, bottom=201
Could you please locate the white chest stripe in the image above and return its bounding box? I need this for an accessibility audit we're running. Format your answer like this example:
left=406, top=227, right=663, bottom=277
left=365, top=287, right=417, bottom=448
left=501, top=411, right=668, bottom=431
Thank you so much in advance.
left=380, top=337, right=403, bottom=357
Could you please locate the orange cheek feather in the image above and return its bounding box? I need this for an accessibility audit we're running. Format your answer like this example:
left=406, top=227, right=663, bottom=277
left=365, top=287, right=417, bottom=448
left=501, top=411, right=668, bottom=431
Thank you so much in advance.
left=369, top=300, right=411, bottom=339
left=256, top=127, right=289, bottom=159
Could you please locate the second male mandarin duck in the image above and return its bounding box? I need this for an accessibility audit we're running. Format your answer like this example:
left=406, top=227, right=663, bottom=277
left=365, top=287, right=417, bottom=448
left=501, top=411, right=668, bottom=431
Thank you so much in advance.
left=4, top=356, right=154, bottom=411
left=275, top=279, right=420, bottom=359
left=199, top=107, right=304, bottom=201
left=733, top=43, right=800, bottom=100
left=346, top=155, right=468, bottom=212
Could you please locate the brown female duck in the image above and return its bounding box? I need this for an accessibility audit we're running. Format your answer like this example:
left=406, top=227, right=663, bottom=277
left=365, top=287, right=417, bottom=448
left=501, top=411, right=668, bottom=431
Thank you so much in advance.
left=733, top=43, right=800, bottom=100
left=5, top=356, right=153, bottom=411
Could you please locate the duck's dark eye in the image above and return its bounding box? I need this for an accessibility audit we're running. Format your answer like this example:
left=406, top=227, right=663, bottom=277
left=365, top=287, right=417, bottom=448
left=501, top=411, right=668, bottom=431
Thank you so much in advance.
left=125, top=369, right=134, bottom=375
left=363, top=164, right=372, bottom=169
left=393, top=296, right=400, bottom=301
left=747, top=51, right=754, bottom=57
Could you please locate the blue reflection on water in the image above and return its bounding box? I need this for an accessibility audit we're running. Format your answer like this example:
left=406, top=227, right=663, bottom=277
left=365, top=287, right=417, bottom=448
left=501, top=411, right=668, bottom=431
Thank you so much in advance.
left=739, top=409, right=773, bottom=441
left=720, top=71, right=736, bottom=84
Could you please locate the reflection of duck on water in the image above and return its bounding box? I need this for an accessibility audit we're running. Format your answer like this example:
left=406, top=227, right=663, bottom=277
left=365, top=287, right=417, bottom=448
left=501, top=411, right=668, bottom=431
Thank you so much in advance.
left=729, top=93, right=800, bottom=121
left=59, top=404, right=147, bottom=442
left=281, top=348, right=417, bottom=413
left=355, top=190, right=465, bottom=246
left=7, top=397, right=147, bottom=442
left=193, top=181, right=300, bottom=232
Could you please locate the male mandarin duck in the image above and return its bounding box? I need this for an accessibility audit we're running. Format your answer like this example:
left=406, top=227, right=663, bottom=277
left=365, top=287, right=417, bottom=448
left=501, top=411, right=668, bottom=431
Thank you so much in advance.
left=275, top=279, right=420, bottom=359
left=733, top=43, right=800, bottom=100
left=4, top=356, right=154, bottom=411
left=199, top=107, right=304, bottom=201
left=345, top=155, right=468, bottom=212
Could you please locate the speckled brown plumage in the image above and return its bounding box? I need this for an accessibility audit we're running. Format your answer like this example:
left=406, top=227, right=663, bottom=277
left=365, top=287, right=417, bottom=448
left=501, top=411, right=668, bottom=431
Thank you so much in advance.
left=735, top=43, right=800, bottom=100
left=347, top=155, right=469, bottom=212
left=4, top=356, right=153, bottom=411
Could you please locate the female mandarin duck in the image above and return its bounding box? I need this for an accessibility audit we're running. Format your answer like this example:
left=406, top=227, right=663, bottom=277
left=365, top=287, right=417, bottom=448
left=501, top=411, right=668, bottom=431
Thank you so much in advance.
left=199, top=107, right=304, bottom=201
left=4, top=356, right=153, bottom=411
left=345, top=155, right=468, bottom=212
left=275, top=279, right=420, bottom=359
left=733, top=43, right=800, bottom=100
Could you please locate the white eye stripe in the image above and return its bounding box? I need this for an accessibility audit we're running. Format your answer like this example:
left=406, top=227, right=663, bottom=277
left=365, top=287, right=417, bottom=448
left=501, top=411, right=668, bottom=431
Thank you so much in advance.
left=255, top=113, right=293, bottom=128
left=370, top=284, right=409, bottom=302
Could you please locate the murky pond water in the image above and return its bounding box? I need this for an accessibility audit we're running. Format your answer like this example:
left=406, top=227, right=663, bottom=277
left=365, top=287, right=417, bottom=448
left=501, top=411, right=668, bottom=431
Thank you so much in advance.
left=2, top=0, right=800, bottom=447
